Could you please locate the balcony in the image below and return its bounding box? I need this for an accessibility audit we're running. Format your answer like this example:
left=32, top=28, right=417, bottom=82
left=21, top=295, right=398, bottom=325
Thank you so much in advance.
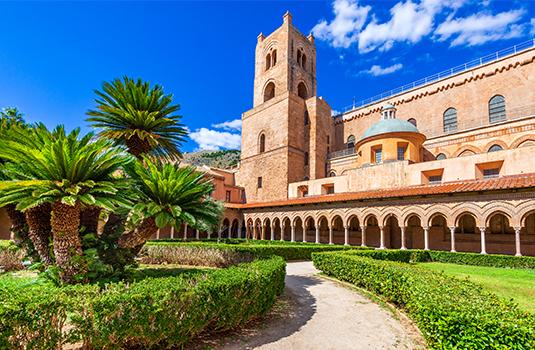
left=327, top=148, right=356, bottom=160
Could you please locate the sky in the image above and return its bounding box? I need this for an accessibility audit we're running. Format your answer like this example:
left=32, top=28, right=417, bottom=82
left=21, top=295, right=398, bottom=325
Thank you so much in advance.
left=0, top=0, right=534, bottom=152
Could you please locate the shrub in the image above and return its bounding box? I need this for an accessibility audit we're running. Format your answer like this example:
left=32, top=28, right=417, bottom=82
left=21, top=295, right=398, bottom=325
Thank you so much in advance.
left=312, top=251, right=535, bottom=349
left=340, top=249, right=432, bottom=263
left=428, top=250, right=535, bottom=269
left=140, top=245, right=255, bottom=267
left=0, top=243, right=24, bottom=272
left=0, top=255, right=285, bottom=349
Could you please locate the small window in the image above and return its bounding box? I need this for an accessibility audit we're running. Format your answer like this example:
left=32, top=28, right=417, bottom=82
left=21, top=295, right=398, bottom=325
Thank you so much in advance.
left=397, top=146, right=406, bottom=161
left=347, top=135, right=355, bottom=149
left=272, top=50, right=277, bottom=66
left=407, top=118, right=417, bottom=127
left=488, top=144, right=503, bottom=152
left=436, top=153, right=447, bottom=160
left=302, top=189, right=308, bottom=197
left=327, top=186, right=334, bottom=194
left=257, top=177, right=263, bottom=188
left=304, top=152, right=309, bottom=166
left=483, top=168, right=500, bottom=179
left=489, top=95, right=506, bottom=123
left=297, top=50, right=302, bottom=66
left=327, top=135, right=330, bottom=144
left=259, top=133, right=266, bottom=153
left=297, top=82, right=308, bottom=99
left=429, top=175, right=442, bottom=184
left=302, top=54, right=307, bottom=70
left=265, top=53, right=271, bottom=71
left=443, top=108, right=457, bottom=133
left=263, top=82, right=275, bottom=102
left=374, top=148, right=382, bottom=164
left=329, top=171, right=336, bottom=177
left=304, top=111, right=309, bottom=125
left=225, top=190, right=231, bottom=202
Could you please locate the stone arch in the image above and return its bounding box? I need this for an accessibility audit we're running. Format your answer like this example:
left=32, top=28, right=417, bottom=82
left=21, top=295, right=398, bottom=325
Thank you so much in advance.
left=381, top=211, right=402, bottom=227
left=345, top=212, right=361, bottom=227
left=425, top=204, right=454, bottom=227
left=510, top=134, right=535, bottom=149
left=452, top=204, right=483, bottom=226
left=362, top=210, right=380, bottom=226
left=427, top=211, right=450, bottom=227
left=484, top=210, right=512, bottom=227
left=520, top=208, right=535, bottom=227
left=454, top=145, right=482, bottom=157
left=263, top=81, right=275, bottom=102
left=231, top=218, right=239, bottom=237
left=483, top=140, right=507, bottom=152
left=481, top=202, right=516, bottom=226
left=297, top=82, right=308, bottom=99
left=402, top=209, right=425, bottom=227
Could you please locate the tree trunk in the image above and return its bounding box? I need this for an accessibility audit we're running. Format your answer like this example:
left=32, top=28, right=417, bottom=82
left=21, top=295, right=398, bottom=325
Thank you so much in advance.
left=118, top=217, right=158, bottom=249
left=25, top=203, right=53, bottom=265
left=80, top=206, right=101, bottom=235
left=51, top=201, right=86, bottom=284
left=124, top=135, right=153, bottom=159
left=5, top=204, right=28, bottom=242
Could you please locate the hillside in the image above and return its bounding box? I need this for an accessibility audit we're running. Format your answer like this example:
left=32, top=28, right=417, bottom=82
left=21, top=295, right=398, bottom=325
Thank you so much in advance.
left=183, top=149, right=240, bottom=169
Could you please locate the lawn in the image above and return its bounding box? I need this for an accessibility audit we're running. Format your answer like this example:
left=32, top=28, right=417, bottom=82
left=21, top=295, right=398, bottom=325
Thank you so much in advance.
left=420, top=262, right=535, bottom=313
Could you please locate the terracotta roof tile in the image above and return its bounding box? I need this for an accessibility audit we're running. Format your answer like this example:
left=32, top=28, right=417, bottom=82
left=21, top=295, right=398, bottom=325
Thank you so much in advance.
left=226, top=173, right=535, bottom=210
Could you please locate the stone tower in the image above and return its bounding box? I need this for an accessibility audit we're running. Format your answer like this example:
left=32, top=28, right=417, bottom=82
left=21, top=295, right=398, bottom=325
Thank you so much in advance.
left=236, top=12, right=333, bottom=203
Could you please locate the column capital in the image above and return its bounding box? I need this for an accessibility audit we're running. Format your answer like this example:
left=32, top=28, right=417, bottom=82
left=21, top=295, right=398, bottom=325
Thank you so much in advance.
left=478, top=226, right=486, bottom=232
left=513, top=226, right=522, bottom=232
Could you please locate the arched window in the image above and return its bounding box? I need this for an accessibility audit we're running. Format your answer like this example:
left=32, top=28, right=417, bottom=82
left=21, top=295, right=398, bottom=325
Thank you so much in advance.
left=435, top=153, right=447, bottom=160
left=347, top=135, right=355, bottom=149
left=265, top=53, right=271, bottom=71
left=443, top=108, right=457, bottom=133
left=297, top=50, right=302, bottom=66
left=488, top=144, right=503, bottom=152
left=302, top=54, right=307, bottom=70
left=329, top=171, right=336, bottom=177
left=297, top=82, right=308, bottom=99
left=304, top=152, right=309, bottom=166
left=263, top=82, right=275, bottom=102
left=272, top=50, right=277, bottom=66
left=407, top=118, right=417, bottom=127
left=304, top=110, right=309, bottom=125
left=259, top=133, right=266, bottom=153
left=489, top=95, right=506, bottom=123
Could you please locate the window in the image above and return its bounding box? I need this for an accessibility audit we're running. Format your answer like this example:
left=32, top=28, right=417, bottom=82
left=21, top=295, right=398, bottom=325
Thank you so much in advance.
left=329, top=171, right=336, bottom=177
left=373, top=147, right=382, bottom=164
left=297, top=50, right=302, bottom=66
left=483, top=168, right=500, bottom=179
left=347, top=135, right=355, bottom=149
left=443, top=108, right=457, bottom=132
left=263, top=82, right=275, bottom=102
left=304, top=152, right=309, bottom=166
left=272, top=50, right=277, bottom=66
left=322, top=184, right=335, bottom=195
left=429, top=175, right=442, bottom=184
left=257, top=177, right=263, bottom=188
left=304, top=111, right=309, bottom=125
left=265, top=53, right=271, bottom=71
left=407, top=118, right=417, bottom=127
left=259, top=133, right=266, bottom=153
left=297, top=82, right=308, bottom=99
left=225, top=190, right=231, bottom=202
left=302, top=54, right=307, bottom=70
left=488, top=144, right=503, bottom=152
left=327, top=135, right=330, bottom=144
left=489, top=95, right=506, bottom=123
left=435, top=153, right=447, bottom=160
left=397, top=145, right=406, bottom=161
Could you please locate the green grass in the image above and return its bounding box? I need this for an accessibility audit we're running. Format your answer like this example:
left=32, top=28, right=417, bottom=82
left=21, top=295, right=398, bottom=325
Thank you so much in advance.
left=420, top=262, right=535, bottom=313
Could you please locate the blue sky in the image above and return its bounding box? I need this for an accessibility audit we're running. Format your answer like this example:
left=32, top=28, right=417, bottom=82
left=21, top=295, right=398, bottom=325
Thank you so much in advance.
left=0, top=1, right=533, bottom=152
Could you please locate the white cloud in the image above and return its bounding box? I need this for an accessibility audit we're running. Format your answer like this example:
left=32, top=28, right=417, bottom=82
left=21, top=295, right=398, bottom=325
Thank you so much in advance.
left=212, top=118, right=242, bottom=131
left=435, top=9, right=526, bottom=46
left=189, top=128, right=241, bottom=151
left=531, top=18, right=535, bottom=35
left=312, top=0, right=371, bottom=48
left=360, top=63, right=403, bottom=76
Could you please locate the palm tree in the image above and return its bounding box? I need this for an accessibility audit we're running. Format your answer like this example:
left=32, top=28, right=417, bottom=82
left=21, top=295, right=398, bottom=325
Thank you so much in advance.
left=0, top=107, right=25, bottom=129
left=86, top=77, right=187, bottom=160
left=118, top=157, right=223, bottom=249
left=0, top=125, right=134, bottom=283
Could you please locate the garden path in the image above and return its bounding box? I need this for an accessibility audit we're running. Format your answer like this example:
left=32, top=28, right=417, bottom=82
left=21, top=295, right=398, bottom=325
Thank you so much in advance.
left=203, top=261, right=425, bottom=350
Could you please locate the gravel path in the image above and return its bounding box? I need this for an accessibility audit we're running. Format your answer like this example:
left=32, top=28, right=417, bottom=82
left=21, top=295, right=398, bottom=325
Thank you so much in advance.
left=198, top=261, right=425, bottom=350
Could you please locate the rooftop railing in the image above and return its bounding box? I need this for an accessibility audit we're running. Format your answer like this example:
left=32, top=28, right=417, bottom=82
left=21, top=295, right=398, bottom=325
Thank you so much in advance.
left=336, top=39, right=535, bottom=115
left=327, top=147, right=356, bottom=160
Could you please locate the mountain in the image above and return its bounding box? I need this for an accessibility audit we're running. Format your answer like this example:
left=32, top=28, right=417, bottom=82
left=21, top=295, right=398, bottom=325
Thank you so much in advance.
left=183, top=149, right=240, bottom=169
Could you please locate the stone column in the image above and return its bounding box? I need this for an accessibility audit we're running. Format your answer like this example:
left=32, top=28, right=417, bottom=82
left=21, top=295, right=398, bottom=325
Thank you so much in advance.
left=423, top=227, right=429, bottom=251
left=360, top=226, right=366, bottom=247
left=514, top=227, right=522, bottom=256
left=238, top=222, right=242, bottom=239
left=479, top=227, right=487, bottom=254
left=183, top=224, right=188, bottom=240
left=379, top=226, right=386, bottom=249
left=195, top=229, right=199, bottom=240
left=280, top=225, right=285, bottom=241
left=218, top=225, right=222, bottom=240
left=261, top=225, right=266, bottom=240
left=449, top=227, right=456, bottom=252
left=315, top=226, right=320, bottom=244
left=303, top=226, right=307, bottom=243
left=291, top=224, right=296, bottom=242
left=208, top=231, right=212, bottom=239
left=156, top=229, right=160, bottom=240
left=344, top=225, right=349, bottom=246
left=400, top=226, right=406, bottom=250
left=270, top=225, right=274, bottom=241
left=170, top=226, right=175, bottom=239
left=328, top=225, right=333, bottom=245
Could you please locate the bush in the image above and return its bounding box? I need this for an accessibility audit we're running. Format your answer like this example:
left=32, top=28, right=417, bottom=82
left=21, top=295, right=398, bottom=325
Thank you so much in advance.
left=340, top=249, right=432, bottom=263
left=0, top=242, right=24, bottom=272
left=312, top=251, right=535, bottom=349
left=146, top=239, right=370, bottom=261
left=0, top=255, right=285, bottom=349
left=429, top=250, right=535, bottom=269
left=140, top=245, right=255, bottom=267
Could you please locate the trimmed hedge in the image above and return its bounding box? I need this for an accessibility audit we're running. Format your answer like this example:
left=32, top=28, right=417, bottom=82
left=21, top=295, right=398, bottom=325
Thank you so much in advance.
left=429, top=250, right=535, bottom=269
left=0, top=255, right=285, bottom=349
left=313, top=251, right=535, bottom=349
left=146, top=239, right=370, bottom=261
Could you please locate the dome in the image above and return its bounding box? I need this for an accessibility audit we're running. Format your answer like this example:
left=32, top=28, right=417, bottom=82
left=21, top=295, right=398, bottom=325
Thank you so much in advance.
left=361, top=118, right=419, bottom=140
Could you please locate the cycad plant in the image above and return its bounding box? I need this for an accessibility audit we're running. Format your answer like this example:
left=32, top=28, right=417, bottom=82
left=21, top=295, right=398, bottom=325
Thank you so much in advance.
left=0, top=125, right=134, bottom=283
left=86, top=76, right=187, bottom=160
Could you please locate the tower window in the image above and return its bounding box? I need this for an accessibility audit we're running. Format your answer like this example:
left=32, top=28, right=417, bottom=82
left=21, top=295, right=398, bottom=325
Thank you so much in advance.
left=257, top=177, right=263, bottom=188
left=443, top=107, right=457, bottom=133
left=225, top=190, right=231, bottom=202
left=297, top=82, right=308, bottom=99
left=489, top=95, right=506, bottom=123
left=304, top=110, right=309, bottom=125
left=265, top=53, right=271, bottom=71
left=259, top=133, right=266, bottom=153
left=373, top=147, right=382, bottom=164
left=436, top=153, right=447, bottom=160
left=302, top=54, right=307, bottom=70
left=488, top=144, right=503, bottom=152
left=263, top=82, right=275, bottom=102
left=407, top=118, right=417, bottom=127
left=347, top=135, right=355, bottom=149
left=272, top=50, right=277, bottom=66
left=297, top=50, right=302, bottom=66
left=304, top=152, right=309, bottom=166
left=397, top=145, right=406, bottom=161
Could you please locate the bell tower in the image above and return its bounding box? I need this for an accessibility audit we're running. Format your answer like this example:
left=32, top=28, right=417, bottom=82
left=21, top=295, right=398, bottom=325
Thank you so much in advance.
left=236, top=12, right=333, bottom=203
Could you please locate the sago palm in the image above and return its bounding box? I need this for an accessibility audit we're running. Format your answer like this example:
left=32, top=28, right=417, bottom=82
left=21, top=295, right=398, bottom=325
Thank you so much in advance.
left=0, top=125, right=134, bottom=283
left=86, top=76, right=187, bottom=160
left=118, top=157, right=223, bottom=249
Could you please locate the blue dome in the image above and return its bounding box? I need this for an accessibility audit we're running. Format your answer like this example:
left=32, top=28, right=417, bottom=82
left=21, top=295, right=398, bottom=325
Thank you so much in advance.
left=361, top=118, right=419, bottom=140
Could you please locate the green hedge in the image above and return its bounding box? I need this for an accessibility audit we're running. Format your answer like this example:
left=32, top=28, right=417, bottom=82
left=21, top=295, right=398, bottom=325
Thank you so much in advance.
left=146, top=239, right=370, bottom=261
left=0, top=255, right=285, bottom=349
left=428, top=250, right=535, bottom=269
left=313, top=251, right=535, bottom=349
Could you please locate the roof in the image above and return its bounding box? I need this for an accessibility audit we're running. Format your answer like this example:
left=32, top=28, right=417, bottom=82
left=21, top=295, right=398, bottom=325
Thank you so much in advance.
left=226, top=173, right=535, bottom=210
left=361, top=118, right=419, bottom=140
